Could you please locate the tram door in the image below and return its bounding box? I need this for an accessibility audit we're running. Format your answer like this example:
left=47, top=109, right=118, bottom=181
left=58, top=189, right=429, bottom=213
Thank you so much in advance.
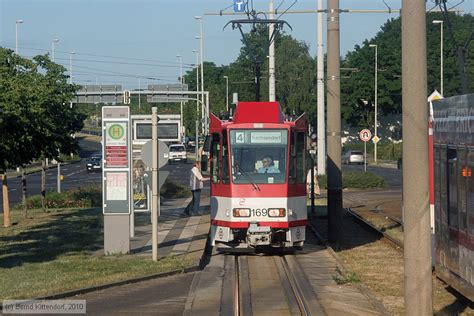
left=447, top=149, right=460, bottom=276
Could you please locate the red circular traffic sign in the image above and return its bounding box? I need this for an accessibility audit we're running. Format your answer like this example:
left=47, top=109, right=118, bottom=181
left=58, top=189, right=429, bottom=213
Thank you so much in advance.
left=359, top=129, right=372, bottom=142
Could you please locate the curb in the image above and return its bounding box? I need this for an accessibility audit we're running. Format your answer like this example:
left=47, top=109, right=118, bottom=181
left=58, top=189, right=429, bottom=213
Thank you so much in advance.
left=306, top=219, right=391, bottom=316
left=0, top=265, right=200, bottom=311
left=7, top=158, right=83, bottom=179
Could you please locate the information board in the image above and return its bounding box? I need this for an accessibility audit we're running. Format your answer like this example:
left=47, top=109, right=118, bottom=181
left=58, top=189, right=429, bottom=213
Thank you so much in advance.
left=102, top=106, right=131, bottom=214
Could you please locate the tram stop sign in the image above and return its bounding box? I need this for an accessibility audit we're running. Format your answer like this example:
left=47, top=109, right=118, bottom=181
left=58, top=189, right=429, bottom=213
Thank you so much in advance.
left=141, top=140, right=169, bottom=169
left=359, top=129, right=372, bottom=142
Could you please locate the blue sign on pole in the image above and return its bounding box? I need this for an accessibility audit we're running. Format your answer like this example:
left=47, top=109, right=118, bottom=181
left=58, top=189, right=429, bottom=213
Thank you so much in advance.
left=233, top=0, right=246, bottom=13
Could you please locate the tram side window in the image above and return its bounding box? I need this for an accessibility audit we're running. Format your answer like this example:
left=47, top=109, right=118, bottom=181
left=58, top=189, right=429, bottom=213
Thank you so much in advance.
left=222, top=131, right=230, bottom=184
left=448, top=148, right=458, bottom=228
left=434, top=146, right=441, bottom=221
left=289, top=131, right=296, bottom=184
left=296, top=132, right=306, bottom=183
left=458, top=148, right=467, bottom=231
left=211, top=133, right=220, bottom=184
left=440, top=147, right=448, bottom=223
left=468, top=151, right=474, bottom=236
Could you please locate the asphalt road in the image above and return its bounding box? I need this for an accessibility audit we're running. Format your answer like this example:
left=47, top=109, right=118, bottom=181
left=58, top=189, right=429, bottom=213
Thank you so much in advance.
left=343, top=163, right=402, bottom=187
left=0, top=137, right=102, bottom=213
left=0, top=137, right=206, bottom=213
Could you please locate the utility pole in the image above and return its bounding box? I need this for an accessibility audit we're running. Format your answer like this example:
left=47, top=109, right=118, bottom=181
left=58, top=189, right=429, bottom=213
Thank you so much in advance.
left=402, top=0, right=432, bottom=314
left=152, top=107, right=159, bottom=261
left=317, top=0, right=326, bottom=175
left=326, top=0, right=343, bottom=246
left=269, top=0, right=276, bottom=102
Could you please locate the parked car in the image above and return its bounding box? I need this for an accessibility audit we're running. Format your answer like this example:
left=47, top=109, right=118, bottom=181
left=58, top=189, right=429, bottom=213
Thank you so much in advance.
left=168, top=144, right=187, bottom=164
left=342, top=150, right=364, bottom=165
left=86, top=154, right=102, bottom=172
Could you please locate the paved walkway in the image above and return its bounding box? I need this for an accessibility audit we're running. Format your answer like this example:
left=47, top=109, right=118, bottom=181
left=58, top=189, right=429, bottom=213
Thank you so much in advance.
left=129, top=193, right=211, bottom=263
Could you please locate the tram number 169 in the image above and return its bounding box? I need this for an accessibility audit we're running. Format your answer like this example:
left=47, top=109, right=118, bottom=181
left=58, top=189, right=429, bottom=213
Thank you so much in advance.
left=251, top=208, right=268, bottom=217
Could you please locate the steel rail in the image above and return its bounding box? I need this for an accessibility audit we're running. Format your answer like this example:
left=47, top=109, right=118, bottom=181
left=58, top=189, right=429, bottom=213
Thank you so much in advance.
left=234, top=256, right=240, bottom=316
left=345, top=208, right=403, bottom=250
left=280, top=256, right=311, bottom=316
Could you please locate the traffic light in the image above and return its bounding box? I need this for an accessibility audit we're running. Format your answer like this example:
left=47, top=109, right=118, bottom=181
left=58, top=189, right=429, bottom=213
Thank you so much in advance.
left=123, top=90, right=131, bottom=105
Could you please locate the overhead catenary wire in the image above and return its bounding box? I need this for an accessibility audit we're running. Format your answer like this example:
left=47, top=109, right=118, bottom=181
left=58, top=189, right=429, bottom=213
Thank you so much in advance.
left=2, top=44, right=195, bottom=67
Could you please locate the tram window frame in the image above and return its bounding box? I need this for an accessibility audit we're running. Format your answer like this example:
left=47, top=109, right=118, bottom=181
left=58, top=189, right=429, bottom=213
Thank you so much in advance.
left=222, top=130, right=230, bottom=184
left=458, top=147, right=467, bottom=231
left=210, top=133, right=221, bottom=184
left=468, top=150, right=474, bottom=236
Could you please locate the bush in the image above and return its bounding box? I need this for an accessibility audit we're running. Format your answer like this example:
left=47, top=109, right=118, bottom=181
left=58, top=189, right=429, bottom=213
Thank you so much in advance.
left=15, top=185, right=102, bottom=210
left=317, top=171, right=386, bottom=190
left=343, top=142, right=402, bottom=160
left=160, top=179, right=191, bottom=199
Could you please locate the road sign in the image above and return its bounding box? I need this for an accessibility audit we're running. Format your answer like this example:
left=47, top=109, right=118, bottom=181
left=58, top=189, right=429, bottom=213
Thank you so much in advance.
left=372, top=135, right=380, bottom=144
left=141, top=140, right=169, bottom=169
left=233, top=0, right=246, bottom=12
left=359, top=129, right=372, bottom=142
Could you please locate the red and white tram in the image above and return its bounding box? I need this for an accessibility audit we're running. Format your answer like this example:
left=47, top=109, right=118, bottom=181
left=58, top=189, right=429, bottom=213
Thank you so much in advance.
left=207, top=101, right=308, bottom=250
left=432, top=93, right=474, bottom=301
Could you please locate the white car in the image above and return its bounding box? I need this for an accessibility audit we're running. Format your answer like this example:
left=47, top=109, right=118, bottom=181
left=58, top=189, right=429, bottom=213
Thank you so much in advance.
left=343, top=150, right=364, bottom=165
left=168, top=144, right=187, bottom=164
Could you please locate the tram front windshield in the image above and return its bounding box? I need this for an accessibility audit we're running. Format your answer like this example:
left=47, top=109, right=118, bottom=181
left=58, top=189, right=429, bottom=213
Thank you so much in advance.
left=230, top=129, right=287, bottom=184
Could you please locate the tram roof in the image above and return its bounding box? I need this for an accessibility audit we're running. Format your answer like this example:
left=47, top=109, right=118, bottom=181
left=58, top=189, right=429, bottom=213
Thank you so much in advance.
left=232, top=102, right=285, bottom=124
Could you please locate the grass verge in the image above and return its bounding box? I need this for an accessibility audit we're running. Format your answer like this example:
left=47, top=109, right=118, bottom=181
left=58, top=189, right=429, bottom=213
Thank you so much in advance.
left=0, top=207, right=193, bottom=300
left=318, top=171, right=386, bottom=190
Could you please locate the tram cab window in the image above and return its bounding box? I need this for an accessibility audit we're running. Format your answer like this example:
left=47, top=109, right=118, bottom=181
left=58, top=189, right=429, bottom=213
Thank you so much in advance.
left=210, top=133, right=220, bottom=184
left=230, top=129, right=287, bottom=184
left=468, top=151, right=474, bottom=236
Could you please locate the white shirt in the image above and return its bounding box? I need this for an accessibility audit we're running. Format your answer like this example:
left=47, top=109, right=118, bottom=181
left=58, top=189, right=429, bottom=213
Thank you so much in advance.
left=257, top=166, right=280, bottom=174
left=190, top=166, right=205, bottom=190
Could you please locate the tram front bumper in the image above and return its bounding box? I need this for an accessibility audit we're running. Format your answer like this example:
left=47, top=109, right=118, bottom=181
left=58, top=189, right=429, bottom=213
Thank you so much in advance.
left=246, top=224, right=272, bottom=246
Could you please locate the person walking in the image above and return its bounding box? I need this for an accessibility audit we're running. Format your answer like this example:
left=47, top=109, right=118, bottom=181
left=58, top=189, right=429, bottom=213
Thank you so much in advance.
left=183, top=162, right=209, bottom=216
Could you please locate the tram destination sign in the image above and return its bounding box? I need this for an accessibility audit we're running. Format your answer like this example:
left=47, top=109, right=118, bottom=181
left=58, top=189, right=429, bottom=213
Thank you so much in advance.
left=232, top=130, right=287, bottom=145
left=432, top=94, right=474, bottom=145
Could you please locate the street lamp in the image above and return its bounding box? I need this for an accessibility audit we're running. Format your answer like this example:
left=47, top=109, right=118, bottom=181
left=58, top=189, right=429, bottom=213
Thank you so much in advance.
left=432, top=20, right=444, bottom=96
left=194, top=16, right=205, bottom=133
left=193, top=49, right=200, bottom=116
left=177, top=54, right=184, bottom=140
left=223, top=76, right=229, bottom=112
left=369, top=43, right=378, bottom=164
left=15, top=19, right=24, bottom=54
left=51, top=38, right=59, bottom=62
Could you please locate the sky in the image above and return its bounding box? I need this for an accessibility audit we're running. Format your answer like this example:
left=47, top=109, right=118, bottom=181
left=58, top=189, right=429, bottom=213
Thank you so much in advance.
left=1, top=0, right=472, bottom=89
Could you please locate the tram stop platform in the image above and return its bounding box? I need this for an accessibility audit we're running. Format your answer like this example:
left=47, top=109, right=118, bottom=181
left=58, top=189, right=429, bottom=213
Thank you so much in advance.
left=129, top=194, right=211, bottom=263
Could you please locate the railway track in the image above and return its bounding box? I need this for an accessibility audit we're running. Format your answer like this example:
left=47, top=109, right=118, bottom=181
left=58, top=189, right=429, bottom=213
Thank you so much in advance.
left=230, top=254, right=318, bottom=316
left=345, top=208, right=403, bottom=250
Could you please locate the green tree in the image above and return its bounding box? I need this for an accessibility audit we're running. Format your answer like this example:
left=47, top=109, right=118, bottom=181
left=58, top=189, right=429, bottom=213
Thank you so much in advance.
left=341, top=12, right=474, bottom=129
left=0, top=48, right=84, bottom=220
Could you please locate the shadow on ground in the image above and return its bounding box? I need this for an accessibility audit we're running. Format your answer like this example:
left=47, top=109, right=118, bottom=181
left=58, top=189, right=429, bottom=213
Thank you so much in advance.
left=0, top=208, right=103, bottom=268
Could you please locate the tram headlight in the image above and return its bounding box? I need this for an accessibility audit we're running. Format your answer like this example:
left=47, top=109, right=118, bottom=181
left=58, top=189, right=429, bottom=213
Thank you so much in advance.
left=268, top=208, right=286, bottom=217
left=233, top=208, right=250, bottom=217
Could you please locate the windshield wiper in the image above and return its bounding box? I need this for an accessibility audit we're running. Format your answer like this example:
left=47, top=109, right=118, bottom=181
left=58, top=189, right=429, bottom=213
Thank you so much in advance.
left=236, top=164, right=260, bottom=191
